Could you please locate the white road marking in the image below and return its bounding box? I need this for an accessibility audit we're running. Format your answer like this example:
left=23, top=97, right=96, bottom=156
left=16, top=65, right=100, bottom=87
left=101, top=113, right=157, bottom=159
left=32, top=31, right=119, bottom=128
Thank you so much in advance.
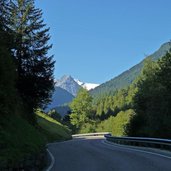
left=46, top=137, right=103, bottom=170
left=102, top=140, right=171, bottom=160
left=46, top=149, right=55, bottom=171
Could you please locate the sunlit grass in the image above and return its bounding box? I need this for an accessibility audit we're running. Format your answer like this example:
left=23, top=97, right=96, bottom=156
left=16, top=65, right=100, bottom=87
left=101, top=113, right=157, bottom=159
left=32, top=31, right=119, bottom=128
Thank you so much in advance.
left=36, top=110, right=72, bottom=142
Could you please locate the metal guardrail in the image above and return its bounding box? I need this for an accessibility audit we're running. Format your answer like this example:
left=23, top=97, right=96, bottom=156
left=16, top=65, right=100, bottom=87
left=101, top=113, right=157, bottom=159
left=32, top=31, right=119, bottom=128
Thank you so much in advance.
left=105, top=134, right=171, bottom=150
left=72, top=132, right=110, bottom=138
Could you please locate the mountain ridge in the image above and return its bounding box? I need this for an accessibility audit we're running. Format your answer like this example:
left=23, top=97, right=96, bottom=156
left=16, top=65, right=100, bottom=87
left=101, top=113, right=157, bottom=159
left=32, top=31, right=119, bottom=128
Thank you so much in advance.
left=91, top=41, right=171, bottom=98
left=55, top=75, right=99, bottom=96
left=47, top=76, right=99, bottom=112
left=55, top=75, right=81, bottom=96
left=47, top=87, right=74, bottom=110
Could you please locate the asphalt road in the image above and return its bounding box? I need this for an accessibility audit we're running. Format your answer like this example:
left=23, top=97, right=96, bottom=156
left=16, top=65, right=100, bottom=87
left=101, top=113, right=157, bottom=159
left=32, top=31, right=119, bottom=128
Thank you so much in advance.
left=48, top=136, right=171, bottom=171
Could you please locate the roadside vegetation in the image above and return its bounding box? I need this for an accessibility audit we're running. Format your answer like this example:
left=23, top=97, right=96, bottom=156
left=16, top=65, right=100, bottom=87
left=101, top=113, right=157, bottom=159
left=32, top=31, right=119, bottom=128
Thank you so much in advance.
left=36, top=110, right=72, bottom=142
left=0, top=115, right=46, bottom=170
left=0, top=110, right=71, bottom=170
left=96, top=109, right=135, bottom=136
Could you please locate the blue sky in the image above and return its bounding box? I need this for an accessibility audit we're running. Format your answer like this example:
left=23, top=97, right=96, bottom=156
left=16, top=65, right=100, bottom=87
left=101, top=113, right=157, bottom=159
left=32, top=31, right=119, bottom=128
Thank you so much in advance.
left=35, top=0, right=171, bottom=84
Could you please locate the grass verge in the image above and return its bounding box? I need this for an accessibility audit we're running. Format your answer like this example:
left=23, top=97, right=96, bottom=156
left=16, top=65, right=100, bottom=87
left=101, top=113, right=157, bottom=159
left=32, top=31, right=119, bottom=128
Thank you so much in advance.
left=36, top=110, right=72, bottom=142
left=0, top=111, right=72, bottom=170
left=0, top=115, right=46, bottom=169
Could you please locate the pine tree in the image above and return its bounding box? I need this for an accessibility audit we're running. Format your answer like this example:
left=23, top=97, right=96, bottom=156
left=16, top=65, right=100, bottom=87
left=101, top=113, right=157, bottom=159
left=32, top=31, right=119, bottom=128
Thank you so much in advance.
left=126, top=56, right=171, bottom=138
left=9, top=0, right=55, bottom=122
left=0, top=0, right=12, bottom=44
left=0, top=0, right=8, bottom=28
left=0, top=0, right=17, bottom=116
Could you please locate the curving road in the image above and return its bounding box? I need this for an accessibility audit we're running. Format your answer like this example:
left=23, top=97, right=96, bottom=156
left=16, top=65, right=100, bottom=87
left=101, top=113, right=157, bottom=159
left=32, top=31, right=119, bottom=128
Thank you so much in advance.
left=47, top=136, right=171, bottom=171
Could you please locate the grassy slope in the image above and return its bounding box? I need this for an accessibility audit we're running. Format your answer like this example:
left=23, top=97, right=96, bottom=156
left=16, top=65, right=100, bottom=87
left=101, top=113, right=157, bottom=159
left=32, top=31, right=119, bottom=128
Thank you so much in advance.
left=0, top=112, right=71, bottom=169
left=36, top=111, right=72, bottom=142
left=0, top=115, right=46, bottom=169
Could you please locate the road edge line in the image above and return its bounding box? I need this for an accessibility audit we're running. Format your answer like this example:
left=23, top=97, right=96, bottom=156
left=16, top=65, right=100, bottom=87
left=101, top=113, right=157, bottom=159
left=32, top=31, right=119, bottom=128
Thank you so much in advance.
left=102, top=140, right=171, bottom=160
left=46, top=149, right=55, bottom=171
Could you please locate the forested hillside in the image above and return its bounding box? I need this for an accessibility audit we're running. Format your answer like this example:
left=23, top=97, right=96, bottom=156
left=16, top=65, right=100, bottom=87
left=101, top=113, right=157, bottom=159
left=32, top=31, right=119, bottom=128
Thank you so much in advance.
left=91, top=42, right=171, bottom=99
left=68, top=50, right=171, bottom=139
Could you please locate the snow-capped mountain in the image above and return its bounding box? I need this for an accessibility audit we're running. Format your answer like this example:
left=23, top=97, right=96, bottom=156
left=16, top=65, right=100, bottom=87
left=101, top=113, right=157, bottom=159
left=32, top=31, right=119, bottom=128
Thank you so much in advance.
left=55, top=75, right=99, bottom=96
left=47, top=75, right=100, bottom=112
left=55, top=75, right=81, bottom=96
left=74, top=79, right=99, bottom=91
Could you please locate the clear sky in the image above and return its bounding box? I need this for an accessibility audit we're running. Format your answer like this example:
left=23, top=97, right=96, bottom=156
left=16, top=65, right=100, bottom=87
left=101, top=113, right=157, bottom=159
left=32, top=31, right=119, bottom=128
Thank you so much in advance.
left=35, top=0, right=171, bottom=84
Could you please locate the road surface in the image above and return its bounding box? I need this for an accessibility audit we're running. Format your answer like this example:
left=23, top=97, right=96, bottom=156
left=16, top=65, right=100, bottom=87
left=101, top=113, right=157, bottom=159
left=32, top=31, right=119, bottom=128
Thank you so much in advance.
left=47, top=136, right=171, bottom=171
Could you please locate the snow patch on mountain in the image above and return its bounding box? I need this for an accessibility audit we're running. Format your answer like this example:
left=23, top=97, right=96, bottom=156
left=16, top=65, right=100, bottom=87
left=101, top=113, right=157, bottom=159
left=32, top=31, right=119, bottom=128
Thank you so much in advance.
left=54, top=75, right=99, bottom=97
left=74, top=79, right=99, bottom=90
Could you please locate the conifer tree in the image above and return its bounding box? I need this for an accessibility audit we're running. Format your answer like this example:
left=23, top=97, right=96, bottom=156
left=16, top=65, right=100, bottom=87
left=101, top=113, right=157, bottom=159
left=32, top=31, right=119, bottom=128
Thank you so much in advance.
left=0, top=0, right=17, bottom=116
left=0, top=0, right=11, bottom=41
left=0, top=0, right=8, bottom=28
left=126, top=56, right=171, bottom=138
left=9, top=0, right=55, bottom=122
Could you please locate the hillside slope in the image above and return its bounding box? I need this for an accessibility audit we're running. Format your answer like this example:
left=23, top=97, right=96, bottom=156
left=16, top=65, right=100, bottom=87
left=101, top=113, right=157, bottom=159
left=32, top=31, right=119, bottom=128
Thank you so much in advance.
left=47, top=87, right=74, bottom=110
left=91, top=42, right=171, bottom=98
left=36, top=111, right=72, bottom=142
left=0, top=115, right=46, bottom=170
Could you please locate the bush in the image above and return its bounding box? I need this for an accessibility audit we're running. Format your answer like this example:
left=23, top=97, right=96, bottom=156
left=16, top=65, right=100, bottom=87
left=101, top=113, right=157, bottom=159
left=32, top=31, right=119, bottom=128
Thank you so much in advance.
left=96, top=109, right=135, bottom=136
